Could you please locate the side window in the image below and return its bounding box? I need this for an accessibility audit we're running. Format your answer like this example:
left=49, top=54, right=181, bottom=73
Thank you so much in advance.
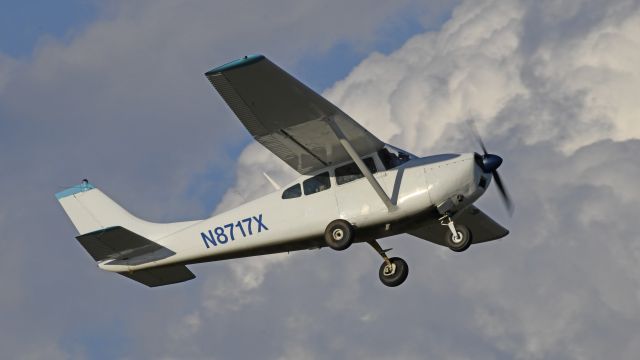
left=282, top=184, right=301, bottom=199
left=335, top=157, right=377, bottom=185
left=303, top=172, right=331, bottom=195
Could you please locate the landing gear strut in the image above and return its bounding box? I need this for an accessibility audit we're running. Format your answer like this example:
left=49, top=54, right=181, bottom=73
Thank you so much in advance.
left=440, top=214, right=472, bottom=252
left=368, top=240, right=408, bottom=287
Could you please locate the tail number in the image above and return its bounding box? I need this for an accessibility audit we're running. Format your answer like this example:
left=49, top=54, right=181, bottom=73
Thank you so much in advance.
left=201, top=214, right=268, bottom=248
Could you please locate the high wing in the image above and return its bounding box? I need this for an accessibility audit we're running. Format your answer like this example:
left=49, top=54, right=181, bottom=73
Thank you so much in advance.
left=205, top=55, right=385, bottom=175
left=408, top=206, right=509, bottom=247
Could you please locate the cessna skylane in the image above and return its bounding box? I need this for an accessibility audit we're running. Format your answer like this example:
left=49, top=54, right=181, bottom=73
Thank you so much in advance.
left=56, top=55, right=511, bottom=287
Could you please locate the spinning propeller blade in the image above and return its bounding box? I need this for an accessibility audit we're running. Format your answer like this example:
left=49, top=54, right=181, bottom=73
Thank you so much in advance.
left=491, top=168, right=513, bottom=215
left=467, top=120, right=488, bottom=155
left=466, top=120, right=513, bottom=215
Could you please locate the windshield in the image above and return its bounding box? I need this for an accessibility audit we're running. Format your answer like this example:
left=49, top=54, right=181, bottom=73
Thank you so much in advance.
left=378, top=145, right=416, bottom=170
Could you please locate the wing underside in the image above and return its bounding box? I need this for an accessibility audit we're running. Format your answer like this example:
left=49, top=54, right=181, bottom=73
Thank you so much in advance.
left=408, top=206, right=509, bottom=247
left=206, top=55, right=384, bottom=174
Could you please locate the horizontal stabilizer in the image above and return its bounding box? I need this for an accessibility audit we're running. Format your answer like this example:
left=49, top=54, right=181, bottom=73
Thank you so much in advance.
left=76, top=226, right=175, bottom=263
left=119, top=265, right=195, bottom=287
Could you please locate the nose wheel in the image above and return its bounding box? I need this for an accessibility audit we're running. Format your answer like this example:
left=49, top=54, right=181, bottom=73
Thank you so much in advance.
left=368, top=240, right=408, bottom=287
left=440, top=214, right=472, bottom=252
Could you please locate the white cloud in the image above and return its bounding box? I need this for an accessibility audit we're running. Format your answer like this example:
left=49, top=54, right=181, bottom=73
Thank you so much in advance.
left=3, top=0, right=640, bottom=358
left=199, top=0, right=640, bottom=358
left=200, top=253, right=289, bottom=314
left=325, top=0, right=527, bottom=152
left=0, top=1, right=452, bottom=358
left=326, top=0, right=640, bottom=154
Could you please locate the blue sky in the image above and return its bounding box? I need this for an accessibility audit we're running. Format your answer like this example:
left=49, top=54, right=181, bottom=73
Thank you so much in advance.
left=2, top=0, right=640, bottom=359
left=0, top=0, right=433, bottom=90
left=0, top=0, right=97, bottom=57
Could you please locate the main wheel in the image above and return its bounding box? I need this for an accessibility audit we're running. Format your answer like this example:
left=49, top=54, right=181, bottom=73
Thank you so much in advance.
left=445, top=224, right=472, bottom=252
left=324, top=220, right=354, bottom=250
left=378, top=257, right=409, bottom=287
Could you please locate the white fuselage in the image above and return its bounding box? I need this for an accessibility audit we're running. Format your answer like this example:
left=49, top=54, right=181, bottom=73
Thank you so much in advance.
left=100, top=152, right=491, bottom=273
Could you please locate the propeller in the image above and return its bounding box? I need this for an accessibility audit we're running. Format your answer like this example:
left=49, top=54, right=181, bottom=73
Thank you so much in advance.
left=467, top=120, right=513, bottom=215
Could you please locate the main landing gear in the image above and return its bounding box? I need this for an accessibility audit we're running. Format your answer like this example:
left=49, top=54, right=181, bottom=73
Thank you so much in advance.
left=440, top=214, right=472, bottom=252
left=324, top=219, right=354, bottom=250
left=324, top=220, right=408, bottom=287
left=368, top=240, right=409, bottom=287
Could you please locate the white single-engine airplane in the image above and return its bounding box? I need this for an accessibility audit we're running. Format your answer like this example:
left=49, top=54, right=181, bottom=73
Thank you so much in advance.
left=56, top=55, right=511, bottom=288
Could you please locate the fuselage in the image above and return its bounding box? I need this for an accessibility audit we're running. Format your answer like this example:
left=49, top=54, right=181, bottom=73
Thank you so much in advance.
left=100, top=150, right=491, bottom=273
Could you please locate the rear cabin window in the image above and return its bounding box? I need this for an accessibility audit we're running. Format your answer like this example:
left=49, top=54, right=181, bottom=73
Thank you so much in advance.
left=335, top=157, right=377, bottom=185
left=282, top=184, right=302, bottom=199
left=303, top=172, right=331, bottom=195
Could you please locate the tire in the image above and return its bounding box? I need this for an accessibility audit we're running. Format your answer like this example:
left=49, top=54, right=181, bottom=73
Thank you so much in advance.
left=445, top=224, right=472, bottom=252
left=324, top=220, right=354, bottom=251
left=378, top=257, right=409, bottom=287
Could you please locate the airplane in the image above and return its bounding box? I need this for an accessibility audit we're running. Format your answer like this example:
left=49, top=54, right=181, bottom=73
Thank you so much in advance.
left=56, top=54, right=511, bottom=288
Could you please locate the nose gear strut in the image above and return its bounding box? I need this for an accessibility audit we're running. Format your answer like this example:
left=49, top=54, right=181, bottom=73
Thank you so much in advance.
left=440, top=213, right=472, bottom=252
left=440, top=214, right=461, bottom=242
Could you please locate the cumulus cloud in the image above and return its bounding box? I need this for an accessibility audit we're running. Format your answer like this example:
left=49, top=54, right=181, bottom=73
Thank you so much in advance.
left=3, top=0, right=640, bottom=358
left=0, top=0, right=446, bottom=358
left=199, top=0, right=640, bottom=358
left=324, top=0, right=640, bottom=154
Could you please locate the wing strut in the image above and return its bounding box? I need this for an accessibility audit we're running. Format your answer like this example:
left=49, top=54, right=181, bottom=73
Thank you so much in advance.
left=327, top=118, right=397, bottom=212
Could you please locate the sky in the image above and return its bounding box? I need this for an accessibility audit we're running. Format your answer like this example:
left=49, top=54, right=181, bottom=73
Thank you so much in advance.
left=1, top=0, right=640, bottom=359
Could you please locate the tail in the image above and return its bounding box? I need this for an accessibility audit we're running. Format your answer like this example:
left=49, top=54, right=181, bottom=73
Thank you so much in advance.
left=55, top=180, right=194, bottom=239
left=55, top=180, right=198, bottom=287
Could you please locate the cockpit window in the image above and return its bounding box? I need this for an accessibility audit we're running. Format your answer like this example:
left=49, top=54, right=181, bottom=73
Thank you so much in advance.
left=378, top=145, right=415, bottom=170
left=282, top=184, right=302, bottom=199
left=335, top=157, right=377, bottom=185
left=303, top=172, right=331, bottom=195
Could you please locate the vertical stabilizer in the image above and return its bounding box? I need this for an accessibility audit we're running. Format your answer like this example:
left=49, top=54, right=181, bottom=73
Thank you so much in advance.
left=55, top=180, right=197, bottom=239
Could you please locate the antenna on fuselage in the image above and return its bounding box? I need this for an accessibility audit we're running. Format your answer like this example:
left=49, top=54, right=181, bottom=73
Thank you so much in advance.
left=263, top=172, right=281, bottom=190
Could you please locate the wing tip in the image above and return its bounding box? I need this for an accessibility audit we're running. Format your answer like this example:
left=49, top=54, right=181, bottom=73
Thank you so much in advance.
left=205, top=54, right=265, bottom=76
